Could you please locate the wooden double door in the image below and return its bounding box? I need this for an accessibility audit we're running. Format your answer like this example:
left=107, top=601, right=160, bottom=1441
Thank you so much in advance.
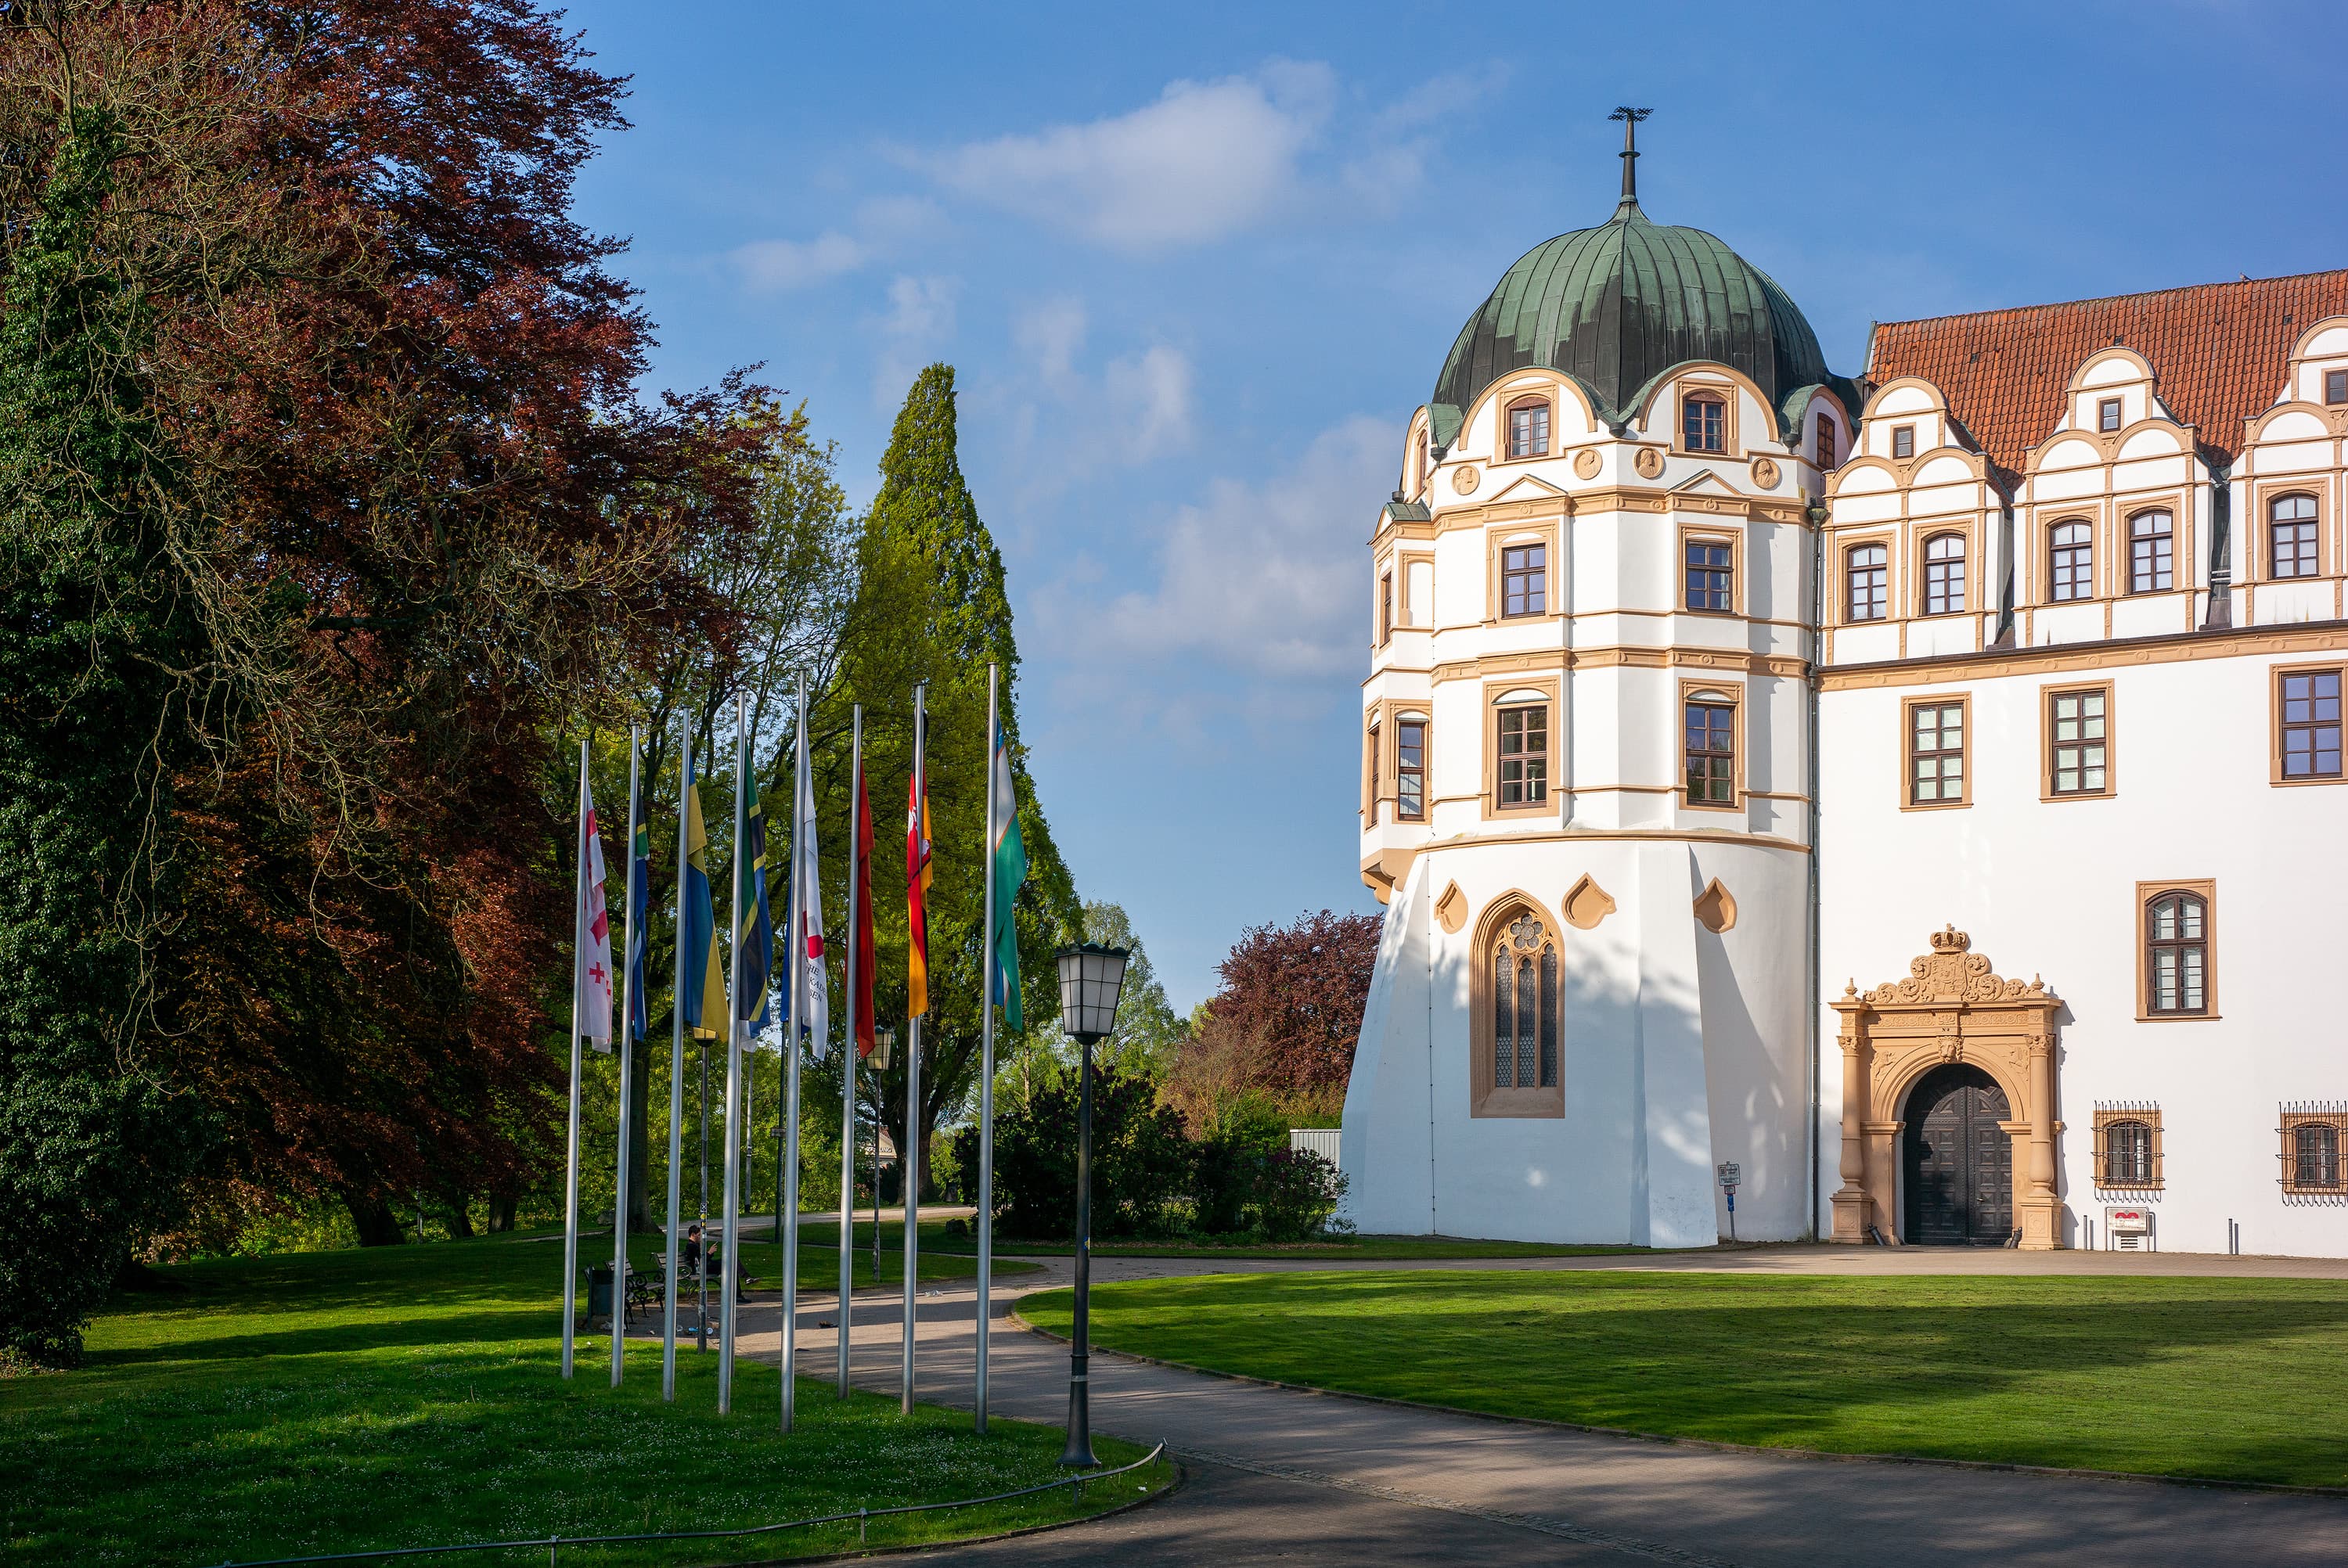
left=1901, top=1064, right=2014, bottom=1246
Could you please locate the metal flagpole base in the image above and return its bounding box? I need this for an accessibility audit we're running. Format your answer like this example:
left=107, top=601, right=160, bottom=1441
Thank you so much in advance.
left=1058, top=1357, right=1095, bottom=1468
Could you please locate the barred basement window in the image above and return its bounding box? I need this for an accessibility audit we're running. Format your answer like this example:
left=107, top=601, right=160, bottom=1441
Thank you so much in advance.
left=1491, top=912, right=1559, bottom=1091
left=2279, top=1104, right=2348, bottom=1195
left=2093, top=1104, right=2161, bottom=1189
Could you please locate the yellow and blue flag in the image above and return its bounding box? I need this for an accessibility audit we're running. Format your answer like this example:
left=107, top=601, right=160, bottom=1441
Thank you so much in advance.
left=681, top=752, right=727, bottom=1044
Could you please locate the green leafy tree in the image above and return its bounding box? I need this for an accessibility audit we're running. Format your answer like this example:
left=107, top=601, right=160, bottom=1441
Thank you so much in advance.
left=0, top=110, right=211, bottom=1365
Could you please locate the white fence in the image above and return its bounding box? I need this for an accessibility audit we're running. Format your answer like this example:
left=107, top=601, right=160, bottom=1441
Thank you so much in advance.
left=1288, top=1127, right=1341, bottom=1163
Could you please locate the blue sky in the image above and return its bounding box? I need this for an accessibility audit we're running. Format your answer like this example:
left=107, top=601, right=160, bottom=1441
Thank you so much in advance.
left=560, top=1, right=2346, bottom=1009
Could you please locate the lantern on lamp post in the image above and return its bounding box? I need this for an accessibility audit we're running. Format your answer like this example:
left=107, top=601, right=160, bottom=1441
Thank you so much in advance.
left=1052, top=942, right=1128, bottom=1468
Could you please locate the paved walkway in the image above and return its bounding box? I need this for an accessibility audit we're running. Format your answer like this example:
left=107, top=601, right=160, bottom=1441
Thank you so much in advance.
left=657, top=1245, right=2348, bottom=1566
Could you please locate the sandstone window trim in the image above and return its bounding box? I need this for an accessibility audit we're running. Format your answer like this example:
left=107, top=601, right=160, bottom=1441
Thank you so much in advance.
left=1901, top=692, right=1970, bottom=811
left=1480, top=676, right=1561, bottom=821
left=2279, top=1103, right=2347, bottom=1196
left=2271, top=661, right=2345, bottom=786
left=2136, top=879, right=2217, bottom=1021
left=1469, top=896, right=1567, bottom=1119
left=1921, top=531, right=1967, bottom=616
left=1679, top=389, right=1729, bottom=455
left=1679, top=680, right=1744, bottom=813
left=2127, top=509, right=2175, bottom=595
left=2041, top=680, right=2115, bottom=800
left=1845, top=540, right=1889, bottom=624
left=2048, top=518, right=2094, bottom=602
left=1504, top=393, right=1554, bottom=462
left=2267, top=492, right=2320, bottom=581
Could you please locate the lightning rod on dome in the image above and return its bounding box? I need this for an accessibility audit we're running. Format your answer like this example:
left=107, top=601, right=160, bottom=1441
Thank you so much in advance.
left=1609, top=106, right=1651, bottom=204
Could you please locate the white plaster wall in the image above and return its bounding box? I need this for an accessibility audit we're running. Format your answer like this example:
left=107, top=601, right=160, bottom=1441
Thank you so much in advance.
left=1819, top=649, right=2348, bottom=1257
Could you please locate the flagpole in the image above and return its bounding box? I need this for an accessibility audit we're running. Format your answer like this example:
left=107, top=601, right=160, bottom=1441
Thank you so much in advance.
left=612, top=727, right=641, bottom=1386
left=663, top=719, right=688, bottom=1400
left=562, top=735, right=592, bottom=1380
left=838, top=704, right=862, bottom=1398
left=975, top=663, right=998, bottom=1433
left=780, top=681, right=808, bottom=1433
left=718, top=695, right=747, bottom=1414
left=901, top=682, right=924, bottom=1415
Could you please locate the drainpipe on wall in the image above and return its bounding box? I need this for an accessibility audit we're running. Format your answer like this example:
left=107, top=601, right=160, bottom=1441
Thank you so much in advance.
left=1805, top=498, right=1827, bottom=1242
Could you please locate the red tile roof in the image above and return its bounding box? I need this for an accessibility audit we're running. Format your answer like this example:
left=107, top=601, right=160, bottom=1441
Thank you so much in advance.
left=1867, top=270, right=2348, bottom=482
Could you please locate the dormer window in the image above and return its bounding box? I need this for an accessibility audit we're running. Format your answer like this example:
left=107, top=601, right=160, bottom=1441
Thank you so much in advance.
left=2327, top=369, right=2347, bottom=405
left=1681, top=392, right=1726, bottom=453
left=2098, top=397, right=2123, bottom=433
left=1815, top=415, right=1838, bottom=471
left=1507, top=397, right=1551, bottom=459
left=1891, top=425, right=1915, bottom=460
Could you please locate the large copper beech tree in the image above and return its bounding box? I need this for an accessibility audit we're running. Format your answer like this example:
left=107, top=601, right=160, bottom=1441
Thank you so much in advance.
left=0, top=1, right=780, bottom=1361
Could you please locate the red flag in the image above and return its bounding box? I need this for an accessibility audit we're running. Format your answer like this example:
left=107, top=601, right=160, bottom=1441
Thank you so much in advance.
left=855, top=764, right=877, bottom=1059
left=906, top=740, right=931, bottom=1018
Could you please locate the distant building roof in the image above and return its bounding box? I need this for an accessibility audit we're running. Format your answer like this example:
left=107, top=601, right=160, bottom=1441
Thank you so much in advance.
left=1867, top=270, right=2348, bottom=479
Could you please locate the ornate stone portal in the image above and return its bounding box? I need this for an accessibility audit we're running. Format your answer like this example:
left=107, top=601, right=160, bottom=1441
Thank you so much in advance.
left=1830, top=927, right=2063, bottom=1249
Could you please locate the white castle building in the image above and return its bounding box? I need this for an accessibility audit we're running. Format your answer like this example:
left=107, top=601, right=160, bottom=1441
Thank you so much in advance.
left=1340, top=124, right=2348, bottom=1255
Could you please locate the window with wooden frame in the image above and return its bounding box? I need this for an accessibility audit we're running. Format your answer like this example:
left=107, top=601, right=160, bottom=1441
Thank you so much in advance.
left=1506, top=395, right=1552, bottom=460
left=1815, top=415, right=1838, bottom=471
left=1846, top=542, right=1888, bottom=622
left=1680, top=391, right=1726, bottom=453
left=1471, top=899, right=1565, bottom=1117
left=1891, top=424, right=1915, bottom=460
left=2270, top=494, right=2319, bottom=579
left=2275, top=665, right=2343, bottom=782
left=1904, top=695, right=1968, bottom=807
left=1921, top=532, right=1966, bottom=615
left=2328, top=369, right=2348, bottom=406
left=2128, top=509, right=2173, bottom=593
left=1500, top=542, right=1547, bottom=618
left=1379, top=571, right=1393, bottom=646
left=2138, top=882, right=2213, bottom=1019
left=2098, top=397, right=2123, bottom=433
left=1684, top=536, right=1733, bottom=613
left=2044, top=683, right=2111, bottom=799
left=2093, top=1104, right=2162, bottom=1189
left=1683, top=694, right=1736, bottom=807
left=1363, top=720, right=1379, bottom=824
left=1395, top=717, right=1426, bottom=821
left=2279, top=1104, right=2347, bottom=1195
left=2049, top=520, right=2093, bottom=602
left=1494, top=701, right=1549, bottom=809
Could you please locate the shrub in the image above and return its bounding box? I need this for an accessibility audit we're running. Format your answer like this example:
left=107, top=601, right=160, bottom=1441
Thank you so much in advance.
left=1255, top=1147, right=1346, bottom=1243
left=992, top=1068, right=1188, bottom=1240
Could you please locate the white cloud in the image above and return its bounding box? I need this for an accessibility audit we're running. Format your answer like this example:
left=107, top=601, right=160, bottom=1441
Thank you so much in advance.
left=731, top=196, right=944, bottom=293
left=917, top=61, right=1337, bottom=253
left=989, top=297, right=1195, bottom=492
left=1103, top=345, right=1194, bottom=461
left=1037, top=415, right=1397, bottom=686
left=873, top=274, right=960, bottom=408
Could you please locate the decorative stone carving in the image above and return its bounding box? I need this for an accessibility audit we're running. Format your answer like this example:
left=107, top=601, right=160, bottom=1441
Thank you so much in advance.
left=1435, top=880, right=1467, bottom=934
left=1693, top=877, right=1737, bottom=933
left=1453, top=463, right=1482, bottom=495
left=1573, top=447, right=1603, bottom=479
left=1749, top=456, right=1781, bottom=488
left=1562, top=873, right=1616, bottom=930
left=1633, top=447, right=1665, bottom=478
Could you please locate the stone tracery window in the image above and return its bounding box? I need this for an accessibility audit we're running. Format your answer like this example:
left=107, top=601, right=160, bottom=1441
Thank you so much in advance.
left=1489, top=912, right=1559, bottom=1091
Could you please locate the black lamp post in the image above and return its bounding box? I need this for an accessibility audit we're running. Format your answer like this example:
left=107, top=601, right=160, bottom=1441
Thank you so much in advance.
left=1053, top=941, right=1128, bottom=1469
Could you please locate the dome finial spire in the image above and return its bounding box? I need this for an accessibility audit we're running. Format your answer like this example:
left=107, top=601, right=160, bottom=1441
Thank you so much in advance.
left=1609, top=106, right=1651, bottom=207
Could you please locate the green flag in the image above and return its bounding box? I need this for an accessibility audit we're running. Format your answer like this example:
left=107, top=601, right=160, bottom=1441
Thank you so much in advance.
left=987, top=717, right=1028, bottom=1030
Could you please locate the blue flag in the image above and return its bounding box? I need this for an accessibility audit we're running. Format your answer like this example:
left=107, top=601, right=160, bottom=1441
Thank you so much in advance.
left=680, top=751, right=726, bottom=1042
left=735, top=757, right=775, bottom=1032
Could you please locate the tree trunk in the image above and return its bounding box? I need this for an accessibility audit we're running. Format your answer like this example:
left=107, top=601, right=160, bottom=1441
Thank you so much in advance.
left=344, top=1190, right=408, bottom=1246
left=488, top=1194, right=517, bottom=1233
left=443, top=1199, right=475, bottom=1240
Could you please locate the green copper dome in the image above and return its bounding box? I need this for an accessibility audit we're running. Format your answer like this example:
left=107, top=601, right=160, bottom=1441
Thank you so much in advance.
left=1429, top=196, right=1834, bottom=449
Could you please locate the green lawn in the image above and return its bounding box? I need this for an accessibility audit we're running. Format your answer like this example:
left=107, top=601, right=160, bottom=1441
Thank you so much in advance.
left=907, top=1221, right=1652, bottom=1263
left=0, top=1237, right=1161, bottom=1566
left=1021, top=1269, right=2348, bottom=1490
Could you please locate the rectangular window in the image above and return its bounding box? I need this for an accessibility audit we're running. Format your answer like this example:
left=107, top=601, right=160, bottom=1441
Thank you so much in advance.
left=1892, top=425, right=1915, bottom=460
left=2046, top=685, right=2109, bottom=797
left=2281, top=1107, right=2347, bottom=1194
left=1922, top=534, right=1966, bottom=615
left=2328, top=369, right=2348, bottom=406
left=1815, top=416, right=1837, bottom=471
left=1379, top=573, right=1393, bottom=645
left=2098, top=397, right=2123, bottom=433
left=2129, top=511, right=2173, bottom=593
left=1683, top=700, right=1735, bottom=806
left=2271, top=494, right=2318, bottom=578
left=1846, top=543, right=1887, bottom=621
left=2049, top=520, right=2093, bottom=601
left=1907, top=699, right=1966, bottom=806
left=2278, top=667, right=2343, bottom=780
left=1396, top=719, right=1425, bottom=821
left=1684, top=538, right=1732, bottom=613
left=1496, top=705, right=1548, bottom=807
left=2140, top=884, right=2213, bottom=1017
left=1682, top=394, right=1725, bottom=452
left=1507, top=401, right=1550, bottom=459
left=1500, top=543, right=1547, bottom=617
left=1365, top=723, right=1379, bottom=822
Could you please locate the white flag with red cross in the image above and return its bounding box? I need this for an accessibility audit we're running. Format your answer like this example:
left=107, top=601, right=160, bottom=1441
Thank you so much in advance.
left=577, top=780, right=614, bottom=1049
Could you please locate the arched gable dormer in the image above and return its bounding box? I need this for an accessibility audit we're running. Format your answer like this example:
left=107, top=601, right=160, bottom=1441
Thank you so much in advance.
left=1450, top=368, right=1603, bottom=469
left=1618, top=360, right=1784, bottom=461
